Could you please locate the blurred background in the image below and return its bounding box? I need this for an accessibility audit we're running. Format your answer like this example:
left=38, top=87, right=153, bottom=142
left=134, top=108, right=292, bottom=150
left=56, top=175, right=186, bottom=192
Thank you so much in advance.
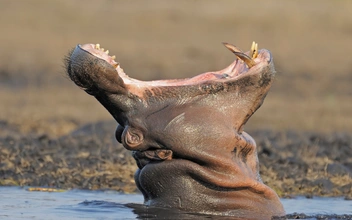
left=1, top=0, right=351, bottom=137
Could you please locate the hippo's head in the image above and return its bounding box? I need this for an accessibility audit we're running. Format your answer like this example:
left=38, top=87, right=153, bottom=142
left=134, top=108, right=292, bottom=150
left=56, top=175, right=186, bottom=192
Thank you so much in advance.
left=65, top=42, right=285, bottom=218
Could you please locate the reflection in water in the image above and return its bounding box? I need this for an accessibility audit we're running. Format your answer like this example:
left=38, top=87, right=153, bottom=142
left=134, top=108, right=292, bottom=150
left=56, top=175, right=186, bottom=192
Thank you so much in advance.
left=76, top=200, right=242, bottom=219
left=126, top=203, right=242, bottom=219
left=0, top=187, right=351, bottom=219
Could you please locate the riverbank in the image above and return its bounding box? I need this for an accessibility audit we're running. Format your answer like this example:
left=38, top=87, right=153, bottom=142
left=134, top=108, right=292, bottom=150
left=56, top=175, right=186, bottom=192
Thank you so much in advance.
left=1, top=120, right=351, bottom=199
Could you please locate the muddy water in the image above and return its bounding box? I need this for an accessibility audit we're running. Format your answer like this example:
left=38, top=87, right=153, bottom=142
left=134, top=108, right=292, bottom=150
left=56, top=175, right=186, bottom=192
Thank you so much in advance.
left=0, top=187, right=351, bottom=219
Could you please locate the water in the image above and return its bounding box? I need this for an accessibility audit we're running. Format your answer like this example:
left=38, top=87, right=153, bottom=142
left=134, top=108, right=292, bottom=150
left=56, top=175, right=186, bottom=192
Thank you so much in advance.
left=0, top=187, right=351, bottom=219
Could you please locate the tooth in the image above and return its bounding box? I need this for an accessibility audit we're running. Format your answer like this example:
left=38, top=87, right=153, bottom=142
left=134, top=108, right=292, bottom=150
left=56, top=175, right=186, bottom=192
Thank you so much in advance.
left=95, top=44, right=100, bottom=49
left=111, top=55, right=116, bottom=60
left=233, top=52, right=256, bottom=68
left=251, top=41, right=256, bottom=50
left=105, top=50, right=109, bottom=55
left=113, top=62, right=119, bottom=68
left=222, top=42, right=243, bottom=53
left=101, top=48, right=105, bottom=52
left=253, top=42, right=258, bottom=59
left=223, top=42, right=256, bottom=68
left=250, top=41, right=259, bottom=59
left=250, top=41, right=255, bottom=58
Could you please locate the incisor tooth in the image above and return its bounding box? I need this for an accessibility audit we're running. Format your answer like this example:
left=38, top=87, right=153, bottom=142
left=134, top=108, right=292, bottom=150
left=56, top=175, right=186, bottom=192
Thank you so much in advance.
left=95, top=44, right=100, bottom=49
left=250, top=41, right=255, bottom=57
left=113, top=62, right=119, bottom=68
left=250, top=41, right=258, bottom=59
left=254, top=42, right=258, bottom=58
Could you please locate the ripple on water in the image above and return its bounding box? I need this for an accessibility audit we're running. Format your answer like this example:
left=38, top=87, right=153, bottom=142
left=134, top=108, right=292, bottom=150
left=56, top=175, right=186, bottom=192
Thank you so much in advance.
left=0, top=187, right=351, bottom=219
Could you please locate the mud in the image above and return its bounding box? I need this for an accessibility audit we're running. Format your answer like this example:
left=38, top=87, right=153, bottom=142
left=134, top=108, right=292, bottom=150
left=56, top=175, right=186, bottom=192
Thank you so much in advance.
left=1, top=120, right=351, bottom=199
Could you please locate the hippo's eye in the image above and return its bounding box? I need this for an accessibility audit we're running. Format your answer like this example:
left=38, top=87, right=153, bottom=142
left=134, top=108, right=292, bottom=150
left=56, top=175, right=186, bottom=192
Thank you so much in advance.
left=222, top=74, right=229, bottom=78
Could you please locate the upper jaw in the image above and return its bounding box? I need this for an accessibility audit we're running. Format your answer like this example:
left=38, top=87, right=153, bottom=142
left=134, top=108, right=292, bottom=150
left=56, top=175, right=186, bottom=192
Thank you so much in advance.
left=66, top=41, right=275, bottom=129
left=67, top=41, right=274, bottom=128
left=75, top=42, right=272, bottom=89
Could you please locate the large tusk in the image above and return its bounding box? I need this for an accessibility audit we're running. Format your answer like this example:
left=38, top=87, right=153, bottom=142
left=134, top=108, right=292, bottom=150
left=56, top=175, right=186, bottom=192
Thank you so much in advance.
left=223, top=42, right=256, bottom=68
left=222, top=42, right=243, bottom=53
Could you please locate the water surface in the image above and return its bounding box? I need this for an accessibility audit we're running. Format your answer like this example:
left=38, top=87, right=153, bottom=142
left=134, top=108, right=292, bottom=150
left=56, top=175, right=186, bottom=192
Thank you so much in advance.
left=1, top=187, right=351, bottom=219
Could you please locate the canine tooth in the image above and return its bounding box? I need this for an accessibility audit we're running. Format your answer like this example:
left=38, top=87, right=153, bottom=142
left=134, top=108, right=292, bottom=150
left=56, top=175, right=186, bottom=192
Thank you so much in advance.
left=95, top=44, right=100, bottom=49
left=223, top=42, right=243, bottom=53
left=234, top=52, right=256, bottom=68
left=105, top=50, right=109, bottom=55
left=223, top=42, right=256, bottom=68
left=111, top=55, right=116, bottom=60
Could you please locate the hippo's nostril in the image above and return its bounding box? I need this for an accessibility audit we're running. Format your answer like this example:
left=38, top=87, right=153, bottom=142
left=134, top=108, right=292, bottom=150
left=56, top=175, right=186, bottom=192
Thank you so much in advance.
left=222, top=73, right=229, bottom=78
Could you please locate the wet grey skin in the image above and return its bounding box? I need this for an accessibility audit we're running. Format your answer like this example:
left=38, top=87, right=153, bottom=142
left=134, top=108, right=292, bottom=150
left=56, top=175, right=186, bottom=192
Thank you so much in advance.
left=65, top=42, right=285, bottom=219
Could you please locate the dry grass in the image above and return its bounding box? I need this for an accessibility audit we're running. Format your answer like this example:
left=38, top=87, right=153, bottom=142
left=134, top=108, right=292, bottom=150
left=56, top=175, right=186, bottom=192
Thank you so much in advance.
left=1, top=0, right=352, bottom=136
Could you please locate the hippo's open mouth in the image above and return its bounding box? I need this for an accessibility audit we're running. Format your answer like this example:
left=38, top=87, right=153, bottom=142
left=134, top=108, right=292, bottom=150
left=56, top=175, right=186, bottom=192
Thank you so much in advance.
left=67, top=41, right=275, bottom=168
left=76, top=42, right=272, bottom=90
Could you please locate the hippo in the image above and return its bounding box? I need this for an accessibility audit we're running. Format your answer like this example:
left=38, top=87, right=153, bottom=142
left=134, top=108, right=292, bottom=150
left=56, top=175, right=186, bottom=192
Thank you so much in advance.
left=65, top=41, right=285, bottom=219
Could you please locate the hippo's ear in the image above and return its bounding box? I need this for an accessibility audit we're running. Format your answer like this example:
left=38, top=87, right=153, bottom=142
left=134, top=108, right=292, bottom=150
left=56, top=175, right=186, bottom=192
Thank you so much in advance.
left=121, top=126, right=147, bottom=151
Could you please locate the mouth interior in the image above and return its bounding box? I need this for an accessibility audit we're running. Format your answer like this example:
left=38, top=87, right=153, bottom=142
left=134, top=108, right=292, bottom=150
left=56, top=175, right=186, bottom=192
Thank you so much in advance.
left=79, top=42, right=271, bottom=87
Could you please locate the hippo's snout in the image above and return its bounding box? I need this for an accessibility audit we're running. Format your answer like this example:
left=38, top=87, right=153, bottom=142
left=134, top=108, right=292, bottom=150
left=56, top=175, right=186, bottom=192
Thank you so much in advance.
left=65, top=44, right=125, bottom=95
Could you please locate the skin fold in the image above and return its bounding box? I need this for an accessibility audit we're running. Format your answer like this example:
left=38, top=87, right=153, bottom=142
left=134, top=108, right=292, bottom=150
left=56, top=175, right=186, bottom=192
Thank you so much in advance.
left=65, top=42, right=285, bottom=219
